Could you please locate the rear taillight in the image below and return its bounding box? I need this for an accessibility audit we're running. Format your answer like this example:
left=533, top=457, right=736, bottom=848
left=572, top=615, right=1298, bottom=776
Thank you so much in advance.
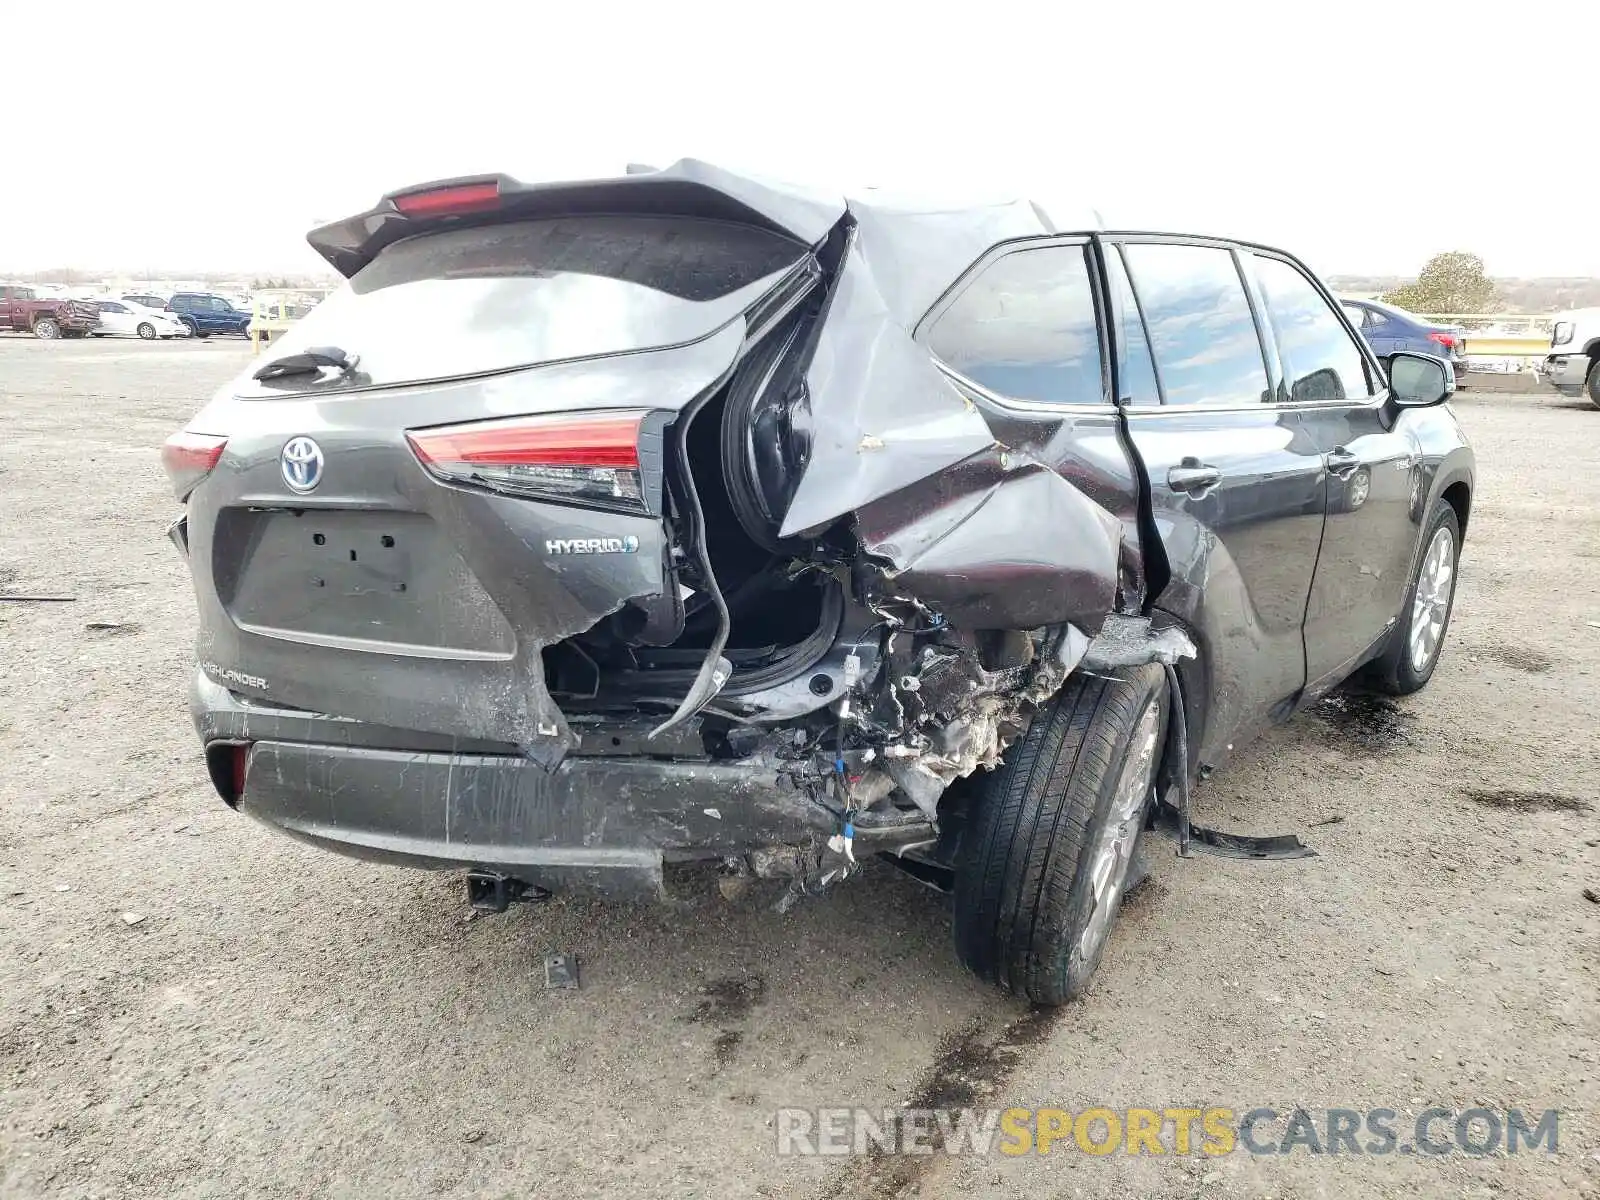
left=406, top=410, right=653, bottom=513
left=1427, top=331, right=1458, bottom=351
left=160, top=431, right=228, bottom=500
left=392, top=181, right=500, bottom=218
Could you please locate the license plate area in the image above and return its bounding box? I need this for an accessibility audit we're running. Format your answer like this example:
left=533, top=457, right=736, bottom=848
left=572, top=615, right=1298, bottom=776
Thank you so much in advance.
left=218, top=509, right=514, bottom=658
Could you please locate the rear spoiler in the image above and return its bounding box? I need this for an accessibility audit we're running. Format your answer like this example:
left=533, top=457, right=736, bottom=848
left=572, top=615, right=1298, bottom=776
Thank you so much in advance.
left=306, top=159, right=845, bottom=278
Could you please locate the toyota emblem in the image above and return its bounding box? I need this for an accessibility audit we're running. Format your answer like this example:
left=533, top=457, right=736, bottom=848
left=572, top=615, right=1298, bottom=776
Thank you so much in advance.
left=280, top=436, right=324, bottom=493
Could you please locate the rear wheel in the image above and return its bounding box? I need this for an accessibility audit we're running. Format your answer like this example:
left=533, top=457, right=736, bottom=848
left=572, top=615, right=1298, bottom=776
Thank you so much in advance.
left=1368, top=499, right=1460, bottom=694
left=33, top=317, right=60, bottom=340
left=1586, top=358, right=1600, bottom=410
left=953, top=664, right=1167, bottom=1005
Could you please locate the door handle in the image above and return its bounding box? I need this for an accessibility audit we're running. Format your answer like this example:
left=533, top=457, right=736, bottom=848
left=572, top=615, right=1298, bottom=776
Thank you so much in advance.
left=1167, top=460, right=1222, bottom=494
left=1325, top=448, right=1361, bottom=478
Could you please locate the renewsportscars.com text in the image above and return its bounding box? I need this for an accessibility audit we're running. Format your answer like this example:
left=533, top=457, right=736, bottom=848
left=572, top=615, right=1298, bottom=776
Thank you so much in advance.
left=775, top=1106, right=1560, bottom=1158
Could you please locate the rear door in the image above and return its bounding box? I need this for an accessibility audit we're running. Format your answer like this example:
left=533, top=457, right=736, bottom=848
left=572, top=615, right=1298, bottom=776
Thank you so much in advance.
left=1363, top=304, right=1403, bottom=357
left=1342, top=302, right=1389, bottom=356
left=97, top=300, right=133, bottom=335
left=1109, top=238, right=1328, bottom=765
left=1246, top=251, right=1420, bottom=690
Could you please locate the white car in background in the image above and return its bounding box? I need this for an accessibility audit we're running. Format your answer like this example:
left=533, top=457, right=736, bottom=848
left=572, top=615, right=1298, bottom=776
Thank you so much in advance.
left=92, top=299, right=190, bottom=340
left=1539, top=307, right=1600, bottom=408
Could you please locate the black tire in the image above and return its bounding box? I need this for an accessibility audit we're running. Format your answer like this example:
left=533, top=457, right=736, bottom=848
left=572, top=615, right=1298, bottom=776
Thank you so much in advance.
left=179, top=318, right=198, bottom=338
left=33, top=317, right=60, bottom=340
left=136, top=322, right=156, bottom=340
left=953, top=664, right=1167, bottom=1006
left=1586, top=358, right=1600, bottom=411
left=1368, top=499, right=1461, bottom=694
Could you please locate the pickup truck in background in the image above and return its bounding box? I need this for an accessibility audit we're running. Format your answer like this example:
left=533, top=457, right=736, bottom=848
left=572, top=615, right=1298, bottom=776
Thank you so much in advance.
left=0, top=285, right=101, bottom=339
left=1539, top=307, right=1600, bottom=409
left=166, top=292, right=253, bottom=338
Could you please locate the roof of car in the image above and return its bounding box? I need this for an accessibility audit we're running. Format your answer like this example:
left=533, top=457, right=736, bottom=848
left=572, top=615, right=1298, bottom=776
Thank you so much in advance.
left=310, top=159, right=1101, bottom=328
left=1345, top=297, right=1424, bottom=321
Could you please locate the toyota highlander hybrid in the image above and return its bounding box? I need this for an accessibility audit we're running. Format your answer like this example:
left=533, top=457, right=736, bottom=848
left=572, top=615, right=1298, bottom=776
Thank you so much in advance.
left=163, top=160, right=1473, bottom=1004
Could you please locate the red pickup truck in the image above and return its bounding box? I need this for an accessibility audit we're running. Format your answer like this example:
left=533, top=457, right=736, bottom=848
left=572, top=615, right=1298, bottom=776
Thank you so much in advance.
left=1, top=285, right=101, bottom=339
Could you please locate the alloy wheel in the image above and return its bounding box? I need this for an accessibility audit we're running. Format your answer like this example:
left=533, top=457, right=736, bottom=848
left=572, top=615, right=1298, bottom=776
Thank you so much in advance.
left=1409, top=525, right=1455, bottom=673
left=1075, top=697, right=1162, bottom=963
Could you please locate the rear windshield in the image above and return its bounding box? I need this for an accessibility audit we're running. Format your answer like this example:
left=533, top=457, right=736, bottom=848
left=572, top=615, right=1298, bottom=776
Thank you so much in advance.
left=246, top=215, right=806, bottom=392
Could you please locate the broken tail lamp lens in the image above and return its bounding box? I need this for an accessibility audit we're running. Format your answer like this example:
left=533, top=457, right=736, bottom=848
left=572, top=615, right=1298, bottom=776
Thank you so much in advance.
left=161, top=431, right=228, bottom=501
left=406, top=410, right=651, bottom=513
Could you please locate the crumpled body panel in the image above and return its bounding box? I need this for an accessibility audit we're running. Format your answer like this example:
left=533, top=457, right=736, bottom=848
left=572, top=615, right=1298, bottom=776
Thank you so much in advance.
left=779, top=239, right=997, bottom=538
left=774, top=192, right=1125, bottom=632
left=855, top=448, right=1125, bottom=633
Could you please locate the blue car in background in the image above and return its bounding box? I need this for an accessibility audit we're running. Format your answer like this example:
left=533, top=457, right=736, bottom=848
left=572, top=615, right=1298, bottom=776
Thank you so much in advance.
left=1340, top=298, right=1467, bottom=381
left=166, top=292, right=252, bottom=338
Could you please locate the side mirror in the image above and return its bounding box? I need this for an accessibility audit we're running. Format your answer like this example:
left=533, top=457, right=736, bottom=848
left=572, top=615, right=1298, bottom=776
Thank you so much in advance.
left=1387, top=351, right=1454, bottom=407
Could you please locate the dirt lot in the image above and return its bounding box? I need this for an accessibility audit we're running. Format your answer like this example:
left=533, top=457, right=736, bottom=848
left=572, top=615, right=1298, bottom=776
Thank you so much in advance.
left=2, top=336, right=1597, bottom=1199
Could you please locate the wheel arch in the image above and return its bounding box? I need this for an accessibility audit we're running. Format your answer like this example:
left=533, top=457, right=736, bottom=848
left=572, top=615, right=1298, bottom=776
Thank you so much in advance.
left=1440, top=478, right=1471, bottom=538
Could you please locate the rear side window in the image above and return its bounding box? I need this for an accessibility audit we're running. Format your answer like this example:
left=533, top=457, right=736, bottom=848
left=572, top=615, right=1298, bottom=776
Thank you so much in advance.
left=248, top=215, right=806, bottom=392
left=925, top=244, right=1104, bottom=406
left=1253, top=256, right=1374, bottom=403
left=1121, top=243, right=1269, bottom=407
left=1104, top=246, right=1160, bottom=406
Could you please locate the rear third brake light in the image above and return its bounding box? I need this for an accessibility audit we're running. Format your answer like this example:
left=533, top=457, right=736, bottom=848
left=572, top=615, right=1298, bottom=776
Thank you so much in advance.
left=406, top=410, right=653, bottom=513
left=392, top=181, right=501, bottom=218
left=160, top=430, right=228, bottom=501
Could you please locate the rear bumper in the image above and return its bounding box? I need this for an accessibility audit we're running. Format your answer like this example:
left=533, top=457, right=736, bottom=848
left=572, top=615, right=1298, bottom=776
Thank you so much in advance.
left=191, top=671, right=929, bottom=898
left=1539, top=354, right=1591, bottom=396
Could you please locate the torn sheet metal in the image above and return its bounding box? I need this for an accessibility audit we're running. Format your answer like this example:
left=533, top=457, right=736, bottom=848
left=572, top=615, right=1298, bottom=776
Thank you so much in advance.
left=779, top=239, right=997, bottom=537
left=1080, top=614, right=1198, bottom=670
left=853, top=447, right=1126, bottom=634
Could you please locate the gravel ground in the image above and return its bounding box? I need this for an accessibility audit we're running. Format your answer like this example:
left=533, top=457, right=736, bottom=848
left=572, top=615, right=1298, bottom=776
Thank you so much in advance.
left=1, top=336, right=1597, bottom=1199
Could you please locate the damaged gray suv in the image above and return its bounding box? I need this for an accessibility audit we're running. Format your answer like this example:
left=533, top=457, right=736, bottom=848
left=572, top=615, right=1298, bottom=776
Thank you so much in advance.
left=164, top=161, right=1474, bottom=1004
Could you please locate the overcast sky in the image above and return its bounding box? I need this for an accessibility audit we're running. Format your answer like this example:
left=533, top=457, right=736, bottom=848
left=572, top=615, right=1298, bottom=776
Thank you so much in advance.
left=6, top=1, right=1595, bottom=279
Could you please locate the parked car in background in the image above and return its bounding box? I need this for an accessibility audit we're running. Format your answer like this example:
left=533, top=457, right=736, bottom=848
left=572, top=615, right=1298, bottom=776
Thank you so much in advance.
left=1340, top=298, right=1467, bottom=381
left=167, top=292, right=252, bottom=338
left=92, top=298, right=190, bottom=339
left=1538, top=307, right=1600, bottom=408
left=0, top=284, right=101, bottom=339
left=122, top=293, right=170, bottom=310
left=164, top=161, right=1474, bottom=1006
